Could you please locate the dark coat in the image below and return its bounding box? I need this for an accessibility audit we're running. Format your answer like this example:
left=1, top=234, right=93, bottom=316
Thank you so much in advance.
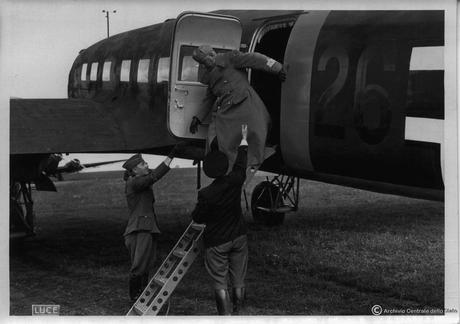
left=198, top=50, right=282, bottom=171
left=191, top=145, right=248, bottom=248
left=123, top=162, right=170, bottom=236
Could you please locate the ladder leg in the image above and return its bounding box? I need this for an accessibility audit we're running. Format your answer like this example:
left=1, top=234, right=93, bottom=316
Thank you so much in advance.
left=127, top=221, right=206, bottom=316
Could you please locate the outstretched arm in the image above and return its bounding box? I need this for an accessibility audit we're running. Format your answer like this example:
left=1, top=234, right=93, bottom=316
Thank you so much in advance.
left=130, top=145, right=180, bottom=192
left=190, top=87, right=215, bottom=134
left=131, top=159, right=171, bottom=192
left=229, top=50, right=283, bottom=75
left=198, top=87, right=215, bottom=122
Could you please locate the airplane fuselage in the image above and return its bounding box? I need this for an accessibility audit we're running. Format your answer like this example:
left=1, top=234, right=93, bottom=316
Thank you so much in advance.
left=13, top=10, right=445, bottom=201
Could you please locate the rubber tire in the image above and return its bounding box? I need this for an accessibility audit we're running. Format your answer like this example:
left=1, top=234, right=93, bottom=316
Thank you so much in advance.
left=251, top=181, right=285, bottom=226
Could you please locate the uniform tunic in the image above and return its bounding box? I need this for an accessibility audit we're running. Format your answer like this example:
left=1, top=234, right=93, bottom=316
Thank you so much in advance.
left=198, top=50, right=282, bottom=170
left=124, top=162, right=170, bottom=280
left=191, top=145, right=248, bottom=248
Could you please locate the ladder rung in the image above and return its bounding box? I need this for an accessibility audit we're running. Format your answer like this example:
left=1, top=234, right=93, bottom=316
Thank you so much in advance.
left=276, top=205, right=295, bottom=213
left=191, top=223, right=205, bottom=230
left=173, top=249, right=187, bottom=258
left=257, top=205, right=295, bottom=213
left=256, top=207, right=271, bottom=212
left=182, top=234, right=193, bottom=242
left=153, top=277, right=167, bottom=287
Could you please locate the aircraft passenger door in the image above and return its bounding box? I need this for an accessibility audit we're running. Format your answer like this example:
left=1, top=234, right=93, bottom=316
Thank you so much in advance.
left=168, top=12, right=242, bottom=139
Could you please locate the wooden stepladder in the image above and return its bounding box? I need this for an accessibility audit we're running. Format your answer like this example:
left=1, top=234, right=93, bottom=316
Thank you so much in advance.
left=127, top=221, right=205, bottom=316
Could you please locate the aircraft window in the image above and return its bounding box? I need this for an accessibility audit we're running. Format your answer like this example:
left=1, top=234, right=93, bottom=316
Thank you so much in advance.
left=137, top=59, right=150, bottom=83
left=81, top=63, right=88, bottom=81
left=157, top=57, right=170, bottom=82
left=178, top=46, right=199, bottom=82
left=90, top=62, right=98, bottom=81
left=102, top=61, right=112, bottom=81
left=121, top=60, right=131, bottom=82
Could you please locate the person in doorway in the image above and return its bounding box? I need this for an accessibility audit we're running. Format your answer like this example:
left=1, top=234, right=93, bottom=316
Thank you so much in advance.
left=189, top=45, right=286, bottom=175
left=191, top=125, right=249, bottom=315
left=122, top=147, right=179, bottom=302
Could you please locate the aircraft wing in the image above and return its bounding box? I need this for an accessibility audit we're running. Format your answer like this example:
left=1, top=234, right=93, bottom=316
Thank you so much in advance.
left=10, top=99, right=127, bottom=154
left=10, top=98, right=176, bottom=154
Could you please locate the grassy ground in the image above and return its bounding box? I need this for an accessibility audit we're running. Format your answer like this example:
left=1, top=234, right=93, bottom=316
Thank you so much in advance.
left=10, top=169, right=444, bottom=316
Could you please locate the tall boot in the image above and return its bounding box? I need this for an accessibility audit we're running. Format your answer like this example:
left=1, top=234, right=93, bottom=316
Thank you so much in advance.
left=140, top=274, right=149, bottom=292
left=214, top=289, right=231, bottom=315
left=128, top=276, right=141, bottom=302
left=232, top=287, right=246, bottom=315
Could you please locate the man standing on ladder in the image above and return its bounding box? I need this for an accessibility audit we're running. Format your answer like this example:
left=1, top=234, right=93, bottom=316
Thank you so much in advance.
left=191, top=125, right=249, bottom=315
left=122, top=146, right=180, bottom=302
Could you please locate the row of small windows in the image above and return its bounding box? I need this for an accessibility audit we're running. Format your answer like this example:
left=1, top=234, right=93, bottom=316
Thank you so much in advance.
left=80, top=57, right=170, bottom=83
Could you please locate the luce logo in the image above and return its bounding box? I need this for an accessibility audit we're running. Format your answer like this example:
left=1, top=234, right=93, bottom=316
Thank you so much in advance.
left=32, top=304, right=60, bottom=315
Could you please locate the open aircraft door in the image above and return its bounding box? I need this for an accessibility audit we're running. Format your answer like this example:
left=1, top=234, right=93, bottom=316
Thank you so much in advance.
left=168, top=12, right=242, bottom=139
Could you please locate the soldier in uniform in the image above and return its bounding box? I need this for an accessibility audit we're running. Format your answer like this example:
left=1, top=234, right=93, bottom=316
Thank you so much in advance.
left=190, top=45, right=286, bottom=175
left=122, top=148, right=177, bottom=301
left=191, top=125, right=249, bottom=315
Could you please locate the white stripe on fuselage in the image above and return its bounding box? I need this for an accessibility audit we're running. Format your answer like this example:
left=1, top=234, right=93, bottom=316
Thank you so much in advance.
left=404, top=117, right=443, bottom=143
left=405, top=117, right=444, bottom=181
left=407, top=45, right=444, bottom=180
left=409, top=46, right=444, bottom=71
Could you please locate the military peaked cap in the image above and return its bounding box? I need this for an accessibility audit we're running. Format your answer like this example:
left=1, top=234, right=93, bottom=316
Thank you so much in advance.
left=122, top=153, right=145, bottom=170
left=192, top=45, right=216, bottom=63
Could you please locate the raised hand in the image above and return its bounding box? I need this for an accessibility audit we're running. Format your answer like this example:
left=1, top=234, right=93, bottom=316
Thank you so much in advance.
left=167, top=141, right=189, bottom=158
left=278, top=65, right=287, bottom=82
left=242, top=124, right=248, bottom=141
left=189, top=116, right=202, bottom=134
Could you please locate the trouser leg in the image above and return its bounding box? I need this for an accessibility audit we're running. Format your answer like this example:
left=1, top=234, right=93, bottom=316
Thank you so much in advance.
left=144, top=235, right=158, bottom=285
left=128, top=276, right=142, bottom=301
left=205, top=241, right=232, bottom=315
left=210, top=136, right=219, bottom=151
left=125, top=232, right=155, bottom=301
left=229, top=235, right=248, bottom=314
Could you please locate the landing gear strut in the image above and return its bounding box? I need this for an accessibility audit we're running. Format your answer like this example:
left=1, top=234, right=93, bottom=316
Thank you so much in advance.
left=251, top=175, right=299, bottom=226
left=10, top=182, right=35, bottom=239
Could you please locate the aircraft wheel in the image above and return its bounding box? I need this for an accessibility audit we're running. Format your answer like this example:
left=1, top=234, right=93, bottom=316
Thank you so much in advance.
left=251, top=181, right=285, bottom=226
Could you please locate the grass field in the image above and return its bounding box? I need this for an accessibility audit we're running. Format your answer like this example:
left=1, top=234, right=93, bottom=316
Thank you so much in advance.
left=10, top=168, right=444, bottom=316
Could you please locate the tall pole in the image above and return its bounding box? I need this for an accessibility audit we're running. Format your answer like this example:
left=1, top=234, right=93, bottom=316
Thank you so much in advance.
left=102, top=10, right=116, bottom=38
left=106, top=11, right=109, bottom=38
